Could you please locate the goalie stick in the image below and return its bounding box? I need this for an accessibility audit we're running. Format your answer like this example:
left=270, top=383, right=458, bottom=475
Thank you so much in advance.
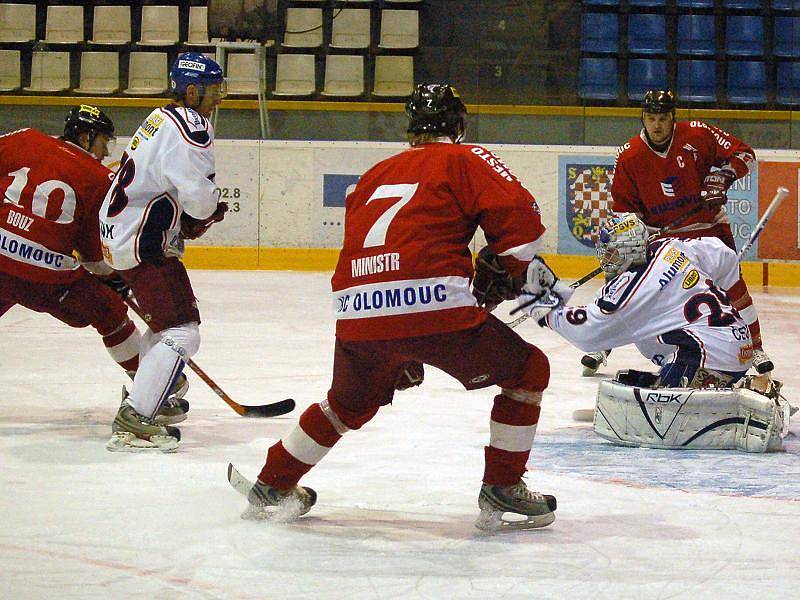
left=571, top=186, right=790, bottom=422
left=124, top=298, right=295, bottom=418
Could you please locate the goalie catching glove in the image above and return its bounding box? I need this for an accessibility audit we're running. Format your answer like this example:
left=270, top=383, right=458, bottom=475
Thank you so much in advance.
left=472, top=247, right=523, bottom=312
left=180, top=201, right=229, bottom=240
left=516, top=256, right=574, bottom=324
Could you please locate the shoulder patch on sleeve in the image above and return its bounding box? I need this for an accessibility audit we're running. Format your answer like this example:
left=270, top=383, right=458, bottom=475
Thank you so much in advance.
left=464, top=144, right=520, bottom=183
left=597, top=265, right=647, bottom=313
left=162, top=105, right=212, bottom=147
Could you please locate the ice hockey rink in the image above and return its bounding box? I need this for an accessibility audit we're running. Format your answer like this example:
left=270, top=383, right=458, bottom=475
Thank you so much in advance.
left=1, top=270, right=798, bottom=599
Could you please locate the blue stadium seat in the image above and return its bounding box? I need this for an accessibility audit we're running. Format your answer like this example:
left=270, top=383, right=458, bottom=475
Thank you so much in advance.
left=629, top=0, right=666, bottom=6
left=579, top=58, right=618, bottom=100
left=677, top=0, right=714, bottom=7
left=776, top=61, right=800, bottom=105
left=727, top=61, right=766, bottom=104
left=725, top=16, right=764, bottom=57
left=677, top=15, right=716, bottom=56
left=677, top=60, right=717, bottom=101
left=723, top=0, right=763, bottom=7
left=774, top=17, right=800, bottom=58
left=581, top=13, right=619, bottom=55
left=628, top=59, right=667, bottom=100
left=628, top=14, right=667, bottom=55
left=582, top=0, right=620, bottom=5
left=773, top=1, right=800, bottom=10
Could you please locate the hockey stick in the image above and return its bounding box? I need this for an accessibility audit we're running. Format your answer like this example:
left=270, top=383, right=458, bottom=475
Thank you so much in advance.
left=124, top=297, right=295, bottom=418
left=737, top=186, right=789, bottom=260
left=571, top=186, right=790, bottom=422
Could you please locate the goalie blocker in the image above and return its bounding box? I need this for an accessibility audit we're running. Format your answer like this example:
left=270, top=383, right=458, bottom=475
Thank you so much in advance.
left=593, top=375, right=790, bottom=453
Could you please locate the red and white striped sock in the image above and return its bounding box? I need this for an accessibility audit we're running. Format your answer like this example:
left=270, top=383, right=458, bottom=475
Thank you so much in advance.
left=728, top=279, right=763, bottom=349
left=483, top=392, right=541, bottom=487
left=102, top=318, right=140, bottom=372
left=258, top=399, right=350, bottom=489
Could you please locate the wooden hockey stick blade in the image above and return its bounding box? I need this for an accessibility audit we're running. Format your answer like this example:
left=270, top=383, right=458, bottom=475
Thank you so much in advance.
left=572, top=408, right=595, bottom=422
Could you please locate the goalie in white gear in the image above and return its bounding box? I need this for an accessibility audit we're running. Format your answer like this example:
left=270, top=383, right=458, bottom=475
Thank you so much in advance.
left=515, top=214, right=790, bottom=451
left=99, top=52, right=228, bottom=452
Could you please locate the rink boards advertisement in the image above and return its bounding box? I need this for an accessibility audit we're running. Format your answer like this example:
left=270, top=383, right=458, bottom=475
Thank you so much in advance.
left=106, top=139, right=799, bottom=280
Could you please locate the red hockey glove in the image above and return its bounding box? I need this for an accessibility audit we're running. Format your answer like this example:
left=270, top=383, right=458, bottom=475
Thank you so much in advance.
left=395, top=361, right=424, bottom=390
left=180, top=202, right=229, bottom=240
left=700, top=170, right=736, bottom=210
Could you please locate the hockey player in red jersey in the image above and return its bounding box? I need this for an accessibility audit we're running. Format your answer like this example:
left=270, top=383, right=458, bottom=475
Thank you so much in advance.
left=0, top=107, right=163, bottom=403
left=581, top=89, right=770, bottom=376
left=234, top=83, right=556, bottom=531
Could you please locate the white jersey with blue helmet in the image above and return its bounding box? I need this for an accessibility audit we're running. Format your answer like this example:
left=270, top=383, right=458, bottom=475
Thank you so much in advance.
left=99, top=104, right=217, bottom=270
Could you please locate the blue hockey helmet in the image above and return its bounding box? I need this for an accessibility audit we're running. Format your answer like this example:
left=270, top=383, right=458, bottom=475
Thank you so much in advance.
left=169, top=52, right=225, bottom=98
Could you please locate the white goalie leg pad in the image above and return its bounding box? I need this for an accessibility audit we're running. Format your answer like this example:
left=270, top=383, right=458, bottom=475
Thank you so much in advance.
left=592, top=380, right=785, bottom=453
left=129, top=322, right=200, bottom=419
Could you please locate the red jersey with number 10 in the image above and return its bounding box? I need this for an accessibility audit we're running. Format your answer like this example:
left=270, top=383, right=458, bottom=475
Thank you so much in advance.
left=332, top=141, right=545, bottom=341
left=610, top=121, right=755, bottom=232
left=0, top=128, right=115, bottom=284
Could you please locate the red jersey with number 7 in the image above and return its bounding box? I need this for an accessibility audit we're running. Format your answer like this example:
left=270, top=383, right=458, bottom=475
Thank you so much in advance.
left=0, top=128, right=115, bottom=284
left=331, top=141, right=545, bottom=341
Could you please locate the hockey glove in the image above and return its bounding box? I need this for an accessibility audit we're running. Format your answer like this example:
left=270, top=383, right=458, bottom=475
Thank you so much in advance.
left=515, top=290, right=562, bottom=326
left=700, top=169, right=736, bottom=210
left=180, top=202, right=229, bottom=240
left=472, top=246, right=523, bottom=313
left=395, top=361, right=424, bottom=390
left=98, top=273, right=131, bottom=300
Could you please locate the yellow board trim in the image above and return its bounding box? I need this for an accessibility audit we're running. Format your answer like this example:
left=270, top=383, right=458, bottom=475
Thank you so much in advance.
left=0, top=95, right=796, bottom=121
left=182, top=246, right=800, bottom=286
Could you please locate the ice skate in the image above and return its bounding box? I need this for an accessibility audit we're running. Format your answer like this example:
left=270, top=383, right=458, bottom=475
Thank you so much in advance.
left=476, top=479, right=556, bottom=531
left=243, top=479, right=318, bottom=522
left=751, top=349, right=774, bottom=374
left=106, top=387, right=180, bottom=453
left=581, top=350, right=609, bottom=376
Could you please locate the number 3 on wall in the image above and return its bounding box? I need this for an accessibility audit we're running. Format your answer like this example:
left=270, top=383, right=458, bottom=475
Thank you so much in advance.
left=362, top=183, right=418, bottom=248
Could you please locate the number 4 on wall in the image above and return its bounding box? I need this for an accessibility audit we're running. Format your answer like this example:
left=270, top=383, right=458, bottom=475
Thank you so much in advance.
left=362, top=183, right=419, bottom=249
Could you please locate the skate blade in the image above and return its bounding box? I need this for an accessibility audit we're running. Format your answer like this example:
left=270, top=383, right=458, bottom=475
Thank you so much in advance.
left=105, top=432, right=179, bottom=453
left=475, top=508, right=555, bottom=532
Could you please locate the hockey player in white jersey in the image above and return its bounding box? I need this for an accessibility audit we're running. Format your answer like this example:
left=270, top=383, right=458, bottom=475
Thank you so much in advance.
left=519, top=213, right=753, bottom=388
left=99, top=52, right=228, bottom=451
left=517, top=214, right=791, bottom=451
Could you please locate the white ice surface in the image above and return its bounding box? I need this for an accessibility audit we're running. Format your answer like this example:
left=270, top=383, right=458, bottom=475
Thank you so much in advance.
left=1, top=271, right=799, bottom=599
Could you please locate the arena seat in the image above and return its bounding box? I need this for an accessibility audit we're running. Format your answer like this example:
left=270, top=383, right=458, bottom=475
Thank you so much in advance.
left=75, top=51, right=120, bottom=95
left=44, top=5, right=84, bottom=44
left=322, top=54, right=364, bottom=97
left=25, top=51, right=70, bottom=92
left=123, top=52, right=168, bottom=95
left=273, top=54, right=316, bottom=96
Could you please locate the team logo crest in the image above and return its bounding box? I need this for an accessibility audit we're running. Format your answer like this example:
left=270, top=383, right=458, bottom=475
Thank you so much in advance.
left=565, top=163, right=615, bottom=248
left=660, top=176, right=678, bottom=197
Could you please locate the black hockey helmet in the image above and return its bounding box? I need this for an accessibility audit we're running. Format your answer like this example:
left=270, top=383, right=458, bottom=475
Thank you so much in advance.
left=406, top=83, right=467, bottom=142
left=63, top=104, right=115, bottom=145
left=642, top=89, right=676, bottom=114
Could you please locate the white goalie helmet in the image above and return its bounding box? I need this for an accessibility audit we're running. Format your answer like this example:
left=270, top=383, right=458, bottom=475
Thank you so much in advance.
left=596, top=213, right=649, bottom=276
